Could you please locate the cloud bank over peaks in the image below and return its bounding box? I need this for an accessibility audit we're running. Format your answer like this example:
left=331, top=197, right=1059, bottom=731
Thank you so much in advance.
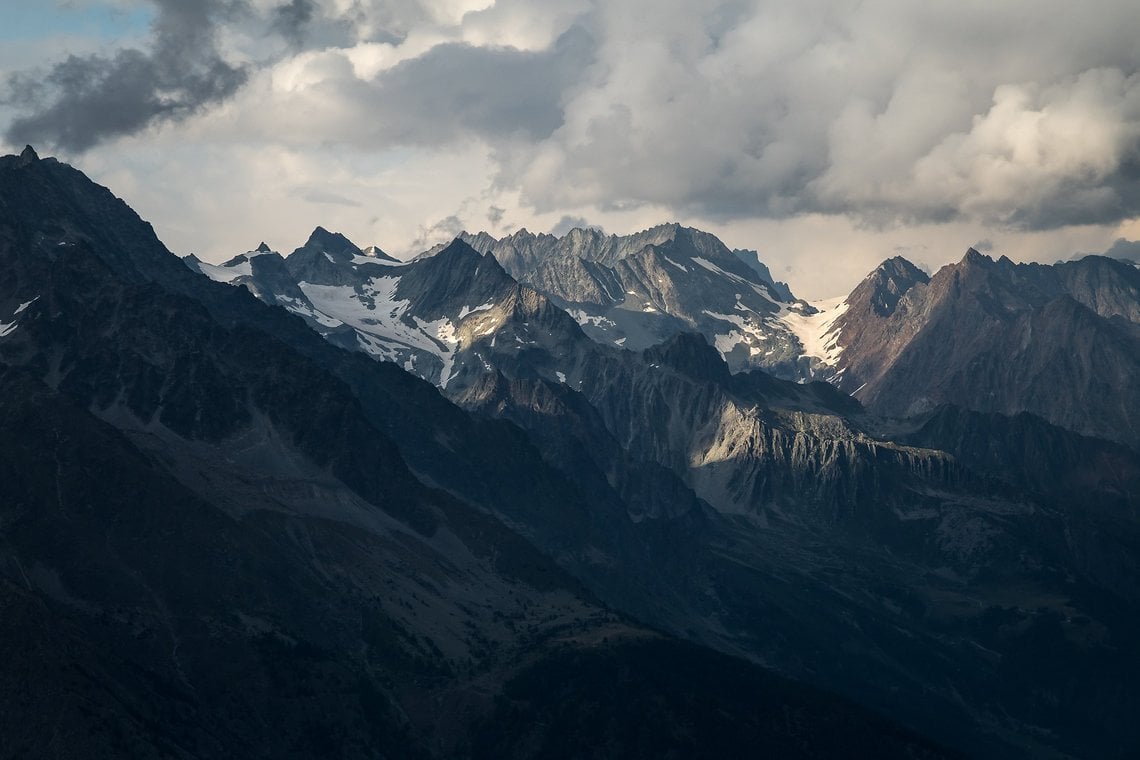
left=505, top=2, right=1140, bottom=232
left=5, top=0, right=1140, bottom=280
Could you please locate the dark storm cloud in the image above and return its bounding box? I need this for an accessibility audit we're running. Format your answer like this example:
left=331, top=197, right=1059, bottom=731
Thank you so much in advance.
left=3, top=0, right=247, bottom=152
left=1098, top=238, right=1140, bottom=263
left=272, top=0, right=316, bottom=46
left=272, top=0, right=371, bottom=49
left=367, top=24, right=595, bottom=144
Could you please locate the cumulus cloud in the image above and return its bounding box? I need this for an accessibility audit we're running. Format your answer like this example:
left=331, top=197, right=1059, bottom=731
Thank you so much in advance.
left=409, top=213, right=466, bottom=251
left=6, top=0, right=1140, bottom=250
left=365, top=26, right=594, bottom=143
left=507, top=0, right=1140, bottom=232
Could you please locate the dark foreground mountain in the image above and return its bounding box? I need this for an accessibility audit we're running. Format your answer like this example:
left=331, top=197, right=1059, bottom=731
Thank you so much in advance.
left=197, top=200, right=1140, bottom=756
left=0, top=147, right=963, bottom=758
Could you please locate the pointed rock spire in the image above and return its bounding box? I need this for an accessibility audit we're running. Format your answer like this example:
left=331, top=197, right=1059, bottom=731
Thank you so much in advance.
left=960, top=247, right=991, bottom=266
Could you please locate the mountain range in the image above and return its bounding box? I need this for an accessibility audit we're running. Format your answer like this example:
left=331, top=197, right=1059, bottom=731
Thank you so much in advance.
left=4, top=145, right=1140, bottom=758
left=190, top=223, right=1140, bottom=455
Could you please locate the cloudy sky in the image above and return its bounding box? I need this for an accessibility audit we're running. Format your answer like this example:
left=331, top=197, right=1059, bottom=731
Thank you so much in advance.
left=3, top=0, right=1140, bottom=297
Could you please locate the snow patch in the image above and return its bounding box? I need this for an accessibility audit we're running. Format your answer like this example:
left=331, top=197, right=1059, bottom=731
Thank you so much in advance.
left=299, top=276, right=461, bottom=384
left=457, top=301, right=495, bottom=319
left=276, top=296, right=342, bottom=328
left=777, top=295, right=848, bottom=365
left=197, top=259, right=252, bottom=283
left=14, top=296, right=39, bottom=314
left=352, top=254, right=403, bottom=267
left=567, top=309, right=616, bottom=329
left=412, top=316, right=459, bottom=387
left=704, top=306, right=770, bottom=357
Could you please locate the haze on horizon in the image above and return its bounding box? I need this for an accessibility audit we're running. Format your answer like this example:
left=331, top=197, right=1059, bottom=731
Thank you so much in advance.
left=3, top=0, right=1140, bottom=299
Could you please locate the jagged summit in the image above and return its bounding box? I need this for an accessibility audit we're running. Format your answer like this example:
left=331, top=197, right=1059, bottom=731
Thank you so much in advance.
left=851, top=256, right=929, bottom=317
left=863, top=255, right=927, bottom=279
left=958, top=247, right=992, bottom=267
left=433, top=237, right=487, bottom=264
left=436, top=222, right=819, bottom=377
left=298, top=226, right=360, bottom=257
left=18, top=145, right=38, bottom=164
left=825, top=246, right=1140, bottom=447
left=255, top=241, right=272, bottom=253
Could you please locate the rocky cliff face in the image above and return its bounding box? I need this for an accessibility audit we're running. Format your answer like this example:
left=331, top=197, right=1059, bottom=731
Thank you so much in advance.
left=830, top=249, right=1140, bottom=449
left=901, top=404, right=1140, bottom=515
left=448, top=322, right=1140, bottom=758
left=447, top=223, right=820, bottom=378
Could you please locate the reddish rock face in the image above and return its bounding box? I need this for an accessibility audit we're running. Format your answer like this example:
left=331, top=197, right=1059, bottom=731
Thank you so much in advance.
left=831, top=249, right=1140, bottom=449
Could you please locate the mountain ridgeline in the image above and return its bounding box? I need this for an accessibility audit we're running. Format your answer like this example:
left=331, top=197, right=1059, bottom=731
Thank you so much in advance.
left=829, top=249, right=1140, bottom=450
left=3, top=146, right=1140, bottom=758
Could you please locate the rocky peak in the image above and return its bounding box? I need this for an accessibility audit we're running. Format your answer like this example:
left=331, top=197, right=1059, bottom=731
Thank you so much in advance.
left=643, top=332, right=732, bottom=385
left=458, top=231, right=499, bottom=251
left=507, top=227, right=537, bottom=244
left=18, top=145, right=39, bottom=165
left=282, top=228, right=363, bottom=285
left=394, top=240, right=515, bottom=318
left=958, top=247, right=993, bottom=268
left=0, top=144, right=193, bottom=286
left=850, top=256, right=929, bottom=317
left=300, top=226, right=360, bottom=259
left=564, top=226, right=606, bottom=244
left=432, top=238, right=491, bottom=269
left=644, top=222, right=684, bottom=238
left=255, top=242, right=272, bottom=253
left=732, top=248, right=794, bottom=300
left=1054, top=255, right=1140, bottom=323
